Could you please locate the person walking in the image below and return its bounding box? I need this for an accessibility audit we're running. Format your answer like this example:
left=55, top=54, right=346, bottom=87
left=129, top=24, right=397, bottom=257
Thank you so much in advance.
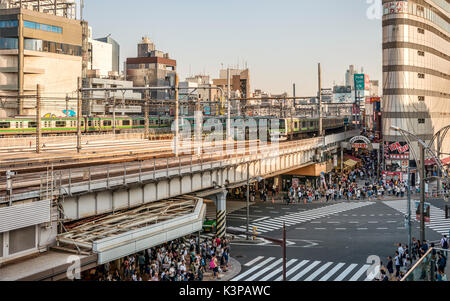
left=441, top=235, right=449, bottom=250
left=394, top=251, right=401, bottom=278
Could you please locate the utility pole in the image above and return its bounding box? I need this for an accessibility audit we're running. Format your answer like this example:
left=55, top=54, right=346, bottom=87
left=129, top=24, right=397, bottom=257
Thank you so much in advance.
left=36, top=84, right=41, bottom=153
left=227, top=68, right=231, bottom=141
left=437, top=133, right=441, bottom=197
left=112, top=96, right=116, bottom=136
left=407, top=150, right=412, bottom=259
left=144, top=90, right=150, bottom=140
left=318, top=63, right=323, bottom=136
left=246, top=162, right=250, bottom=241
left=77, top=77, right=82, bottom=153
left=175, top=74, right=179, bottom=157
left=65, top=94, right=69, bottom=117
left=283, top=222, right=287, bottom=282
left=419, top=143, right=426, bottom=242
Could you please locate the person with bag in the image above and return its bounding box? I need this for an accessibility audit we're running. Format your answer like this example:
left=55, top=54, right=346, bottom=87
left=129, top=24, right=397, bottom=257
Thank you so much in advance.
left=441, top=235, right=449, bottom=250
left=210, top=255, right=219, bottom=279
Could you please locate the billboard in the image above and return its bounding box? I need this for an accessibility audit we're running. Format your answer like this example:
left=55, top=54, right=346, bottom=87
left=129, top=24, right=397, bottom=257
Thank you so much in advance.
left=354, top=74, right=370, bottom=91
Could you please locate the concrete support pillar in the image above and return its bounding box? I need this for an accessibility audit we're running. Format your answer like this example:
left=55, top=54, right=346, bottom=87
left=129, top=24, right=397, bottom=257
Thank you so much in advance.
left=215, top=190, right=228, bottom=238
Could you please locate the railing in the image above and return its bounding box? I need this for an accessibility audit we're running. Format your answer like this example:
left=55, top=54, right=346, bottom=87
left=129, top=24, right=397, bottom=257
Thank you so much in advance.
left=402, top=248, right=449, bottom=281
left=0, top=137, right=322, bottom=203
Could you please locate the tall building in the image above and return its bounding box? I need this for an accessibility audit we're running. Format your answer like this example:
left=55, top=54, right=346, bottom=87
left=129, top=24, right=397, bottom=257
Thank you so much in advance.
left=0, top=0, right=84, bottom=117
left=345, top=65, right=356, bottom=90
left=213, top=68, right=251, bottom=99
left=88, top=27, right=112, bottom=78
left=95, top=35, right=120, bottom=74
left=126, top=37, right=176, bottom=100
left=382, top=0, right=450, bottom=172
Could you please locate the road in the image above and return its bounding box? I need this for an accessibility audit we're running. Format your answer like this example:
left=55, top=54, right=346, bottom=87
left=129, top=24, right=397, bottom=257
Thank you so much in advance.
left=218, top=198, right=448, bottom=281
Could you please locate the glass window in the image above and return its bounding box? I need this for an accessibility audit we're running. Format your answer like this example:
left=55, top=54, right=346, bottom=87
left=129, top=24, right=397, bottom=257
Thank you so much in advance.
left=122, top=120, right=130, bottom=126
left=0, top=20, right=18, bottom=28
left=24, top=20, right=36, bottom=29
left=28, top=122, right=37, bottom=128
left=140, top=120, right=145, bottom=126
left=55, top=121, right=66, bottom=128
left=418, top=119, right=425, bottom=124
left=0, top=38, right=18, bottom=50
left=0, top=122, right=10, bottom=128
left=103, top=120, right=112, bottom=127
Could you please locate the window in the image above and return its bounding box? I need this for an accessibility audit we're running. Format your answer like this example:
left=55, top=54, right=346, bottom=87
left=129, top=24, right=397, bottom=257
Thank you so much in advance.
left=103, top=120, right=112, bottom=127
left=418, top=119, right=425, bottom=124
left=55, top=121, right=66, bottom=128
left=418, top=73, right=425, bottom=79
left=140, top=120, right=145, bottom=126
left=417, top=28, right=425, bottom=34
left=302, top=122, right=306, bottom=128
left=418, top=96, right=425, bottom=102
left=0, top=20, right=18, bottom=28
left=310, top=122, right=314, bottom=127
left=0, top=122, right=10, bottom=128
left=418, top=51, right=425, bottom=56
left=122, top=120, right=130, bottom=126
left=0, top=37, right=18, bottom=50
left=132, top=119, right=139, bottom=126
left=28, top=122, right=37, bottom=128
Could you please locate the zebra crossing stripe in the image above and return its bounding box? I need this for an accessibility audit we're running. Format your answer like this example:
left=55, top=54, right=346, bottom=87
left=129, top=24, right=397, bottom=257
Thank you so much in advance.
left=349, top=265, right=370, bottom=281
left=232, top=257, right=276, bottom=281
left=383, top=200, right=450, bottom=235
left=244, top=256, right=264, bottom=267
left=319, top=263, right=346, bottom=281
left=304, top=262, right=334, bottom=281
left=260, top=259, right=298, bottom=281
left=275, top=260, right=310, bottom=281
left=334, top=264, right=358, bottom=281
left=290, top=261, right=321, bottom=281
left=245, top=259, right=284, bottom=281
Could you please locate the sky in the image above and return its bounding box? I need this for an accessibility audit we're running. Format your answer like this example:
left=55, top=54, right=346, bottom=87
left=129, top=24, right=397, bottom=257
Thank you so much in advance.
left=83, top=0, right=382, bottom=96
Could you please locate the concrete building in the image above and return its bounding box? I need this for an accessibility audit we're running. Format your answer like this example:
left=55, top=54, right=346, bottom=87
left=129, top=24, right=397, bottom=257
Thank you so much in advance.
left=345, top=65, right=357, bottom=90
left=213, top=68, right=251, bottom=99
left=0, top=1, right=84, bottom=117
left=88, top=27, right=112, bottom=78
left=84, top=75, right=142, bottom=117
left=382, top=0, right=450, bottom=172
left=126, top=37, right=176, bottom=100
left=95, top=35, right=120, bottom=74
left=185, top=75, right=220, bottom=115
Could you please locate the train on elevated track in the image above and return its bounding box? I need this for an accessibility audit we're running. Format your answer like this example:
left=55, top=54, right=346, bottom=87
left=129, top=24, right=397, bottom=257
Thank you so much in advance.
left=0, top=116, right=350, bottom=141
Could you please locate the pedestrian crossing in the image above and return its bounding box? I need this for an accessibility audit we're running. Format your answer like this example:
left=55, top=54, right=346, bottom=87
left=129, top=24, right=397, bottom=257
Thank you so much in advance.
left=238, top=202, right=375, bottom=233
left=232, top=256, right=374, bottom=281
left=383, top=200, right=450, bottom=235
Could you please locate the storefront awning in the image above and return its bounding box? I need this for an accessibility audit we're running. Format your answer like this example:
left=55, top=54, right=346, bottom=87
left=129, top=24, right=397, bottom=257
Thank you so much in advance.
left=425, top=156, right=450, bottom=166
left=344, top=155, right=362, bottom=163
left=57, top=196, right=206, bottom=265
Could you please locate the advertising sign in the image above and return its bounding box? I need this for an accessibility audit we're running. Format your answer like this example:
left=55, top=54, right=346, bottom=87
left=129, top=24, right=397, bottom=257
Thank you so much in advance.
left=415, top=201, right=431, bottom=223
left=383, top=1, right=409, bottom=15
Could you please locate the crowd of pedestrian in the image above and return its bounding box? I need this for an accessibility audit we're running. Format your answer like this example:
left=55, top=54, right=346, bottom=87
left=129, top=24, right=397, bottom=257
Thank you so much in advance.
left=82, top=235, right=232, bottom=281
left=375, top=236, right=448, bottom=281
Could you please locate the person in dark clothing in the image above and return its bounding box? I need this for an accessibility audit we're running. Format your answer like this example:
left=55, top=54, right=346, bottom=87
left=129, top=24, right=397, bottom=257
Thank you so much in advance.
left=386, top=256, right=394, bottom=279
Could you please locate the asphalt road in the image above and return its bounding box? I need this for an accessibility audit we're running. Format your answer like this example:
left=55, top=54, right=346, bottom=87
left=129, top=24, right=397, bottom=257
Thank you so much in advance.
left=225, top=199, right=448, bottom=281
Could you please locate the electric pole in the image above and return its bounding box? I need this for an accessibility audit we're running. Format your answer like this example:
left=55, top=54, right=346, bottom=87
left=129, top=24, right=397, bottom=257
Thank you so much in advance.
left=419, top=143, right=426, bottom=242
left=318, top=63, right=323, bottom=136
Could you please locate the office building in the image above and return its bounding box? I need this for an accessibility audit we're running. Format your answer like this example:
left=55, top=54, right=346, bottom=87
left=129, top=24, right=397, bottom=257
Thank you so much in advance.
left=382, top=0, right=450, bottom=172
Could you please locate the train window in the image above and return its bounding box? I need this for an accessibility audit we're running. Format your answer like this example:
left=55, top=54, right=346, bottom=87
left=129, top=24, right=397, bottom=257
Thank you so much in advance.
left=28, top=122, right=37, bottom=128
left=294, top=122, right=298, bottom=128
left=310, top=122, right=314, bottom=127
left=88, top=121, right=93, bottom=127
left=122, top=120, right=130, bottom=126
left=103, top=120, right=112, bottom=126
left=302, top=122, right=306, bottom=128
left=156, top=120, right=160, bottom=125
left=140, top=120, right=145, bottom=126
left=0, top=122, right=10, bottom=128
left=132, top=119, right=139, bottom=126
left=55, top=121, right=66, bottom=128
left=81, top=121, right=84, bottom=126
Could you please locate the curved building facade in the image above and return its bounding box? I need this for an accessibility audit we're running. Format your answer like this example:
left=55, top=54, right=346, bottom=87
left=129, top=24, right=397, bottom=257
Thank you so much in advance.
left=382, top=0, right=450, bottom=171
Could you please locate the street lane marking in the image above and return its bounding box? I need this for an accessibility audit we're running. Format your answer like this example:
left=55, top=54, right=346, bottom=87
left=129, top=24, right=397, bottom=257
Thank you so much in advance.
left=275, top=260, right=309, bottom=281
left=305, top=262, right=333, bottom=281
left=296, top=228, right=307, bottom=230
left=253, top=217, right=269, bottom=222
left=245, top=259, right=283, bottom=281
left=368, top=221, right=379, bottom=224
left=377, top=228, right=388, bottom=230
left=319, top=263, right=346, bottom=281
left=260, top=259, right=298, bottom=281
left=232, top=257, right=276, bottom=281
left=334, top=264, right=358, bottom=281
left=336, top=228, right=347, bottom=230
left=244, top=256, right=264, bottom=267
left=315, top=228, right=327, bottom=230
left=349, top=265, right=370, bottom=281
left=357, top=228, right=368, bottom=230
left=290, top=261, right=321, bottom=281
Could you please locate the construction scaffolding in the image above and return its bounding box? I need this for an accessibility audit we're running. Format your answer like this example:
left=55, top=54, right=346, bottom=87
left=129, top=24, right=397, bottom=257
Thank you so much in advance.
left=0, top=0, right=77, bottom=19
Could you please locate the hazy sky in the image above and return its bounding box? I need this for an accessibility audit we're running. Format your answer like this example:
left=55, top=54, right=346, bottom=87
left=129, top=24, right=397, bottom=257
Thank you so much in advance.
left=83, top=0, right=382, bottom=96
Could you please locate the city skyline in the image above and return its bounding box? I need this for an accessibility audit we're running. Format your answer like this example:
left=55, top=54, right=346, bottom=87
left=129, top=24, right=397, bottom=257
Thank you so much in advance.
left=84, top=0, right=382, bottom=95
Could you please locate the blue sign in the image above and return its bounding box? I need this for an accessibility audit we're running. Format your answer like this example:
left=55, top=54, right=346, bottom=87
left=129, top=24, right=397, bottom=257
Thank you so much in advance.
left=63, top=110, right=76, bottom=117
left=204, top=107, right=211, bottom=115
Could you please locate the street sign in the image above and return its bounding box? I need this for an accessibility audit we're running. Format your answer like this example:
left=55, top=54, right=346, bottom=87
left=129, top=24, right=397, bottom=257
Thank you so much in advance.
left=354, top=74, right=365, bottom=91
